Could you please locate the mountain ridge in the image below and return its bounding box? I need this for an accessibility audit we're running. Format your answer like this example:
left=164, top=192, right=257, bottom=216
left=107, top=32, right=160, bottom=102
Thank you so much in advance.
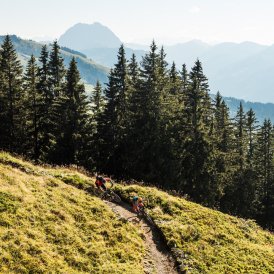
left=1, top=34, right=273, bottom=122
left=59, top=22, right=122, bottom=51
left=57, top=22, right=274, bottom=102
left=0, top=35, right=109, bottom=86
left=214, top=94, right=274, bottom=123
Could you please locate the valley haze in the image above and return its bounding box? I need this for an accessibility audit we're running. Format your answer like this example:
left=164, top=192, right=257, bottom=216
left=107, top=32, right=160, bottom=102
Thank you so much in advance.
left=57, top=22, right=274, bottom=103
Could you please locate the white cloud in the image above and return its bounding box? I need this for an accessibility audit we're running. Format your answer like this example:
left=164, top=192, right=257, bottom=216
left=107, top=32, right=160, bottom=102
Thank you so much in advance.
left=189, top=6, right=201, bottom=14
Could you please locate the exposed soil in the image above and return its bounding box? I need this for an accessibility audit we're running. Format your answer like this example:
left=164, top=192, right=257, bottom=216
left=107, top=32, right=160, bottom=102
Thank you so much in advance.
left=105, top=201, right=178, bottom=274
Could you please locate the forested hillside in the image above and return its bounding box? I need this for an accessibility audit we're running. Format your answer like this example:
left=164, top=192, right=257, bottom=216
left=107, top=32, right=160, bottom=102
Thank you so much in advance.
left=0, top=35, right=108, bottom=85
left=5, top=33, right=274, bottom=122
left=219, top=95, right=274, bottom=124
left=0, top=35, right=273, bottom=230
left=57, top=22, right=274, bottom=102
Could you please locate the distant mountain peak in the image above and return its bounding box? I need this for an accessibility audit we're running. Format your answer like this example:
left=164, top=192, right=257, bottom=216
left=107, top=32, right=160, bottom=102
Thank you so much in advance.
left=58, top=22, right=122, bottom=51
left=93, top=22, right=103, bottom=26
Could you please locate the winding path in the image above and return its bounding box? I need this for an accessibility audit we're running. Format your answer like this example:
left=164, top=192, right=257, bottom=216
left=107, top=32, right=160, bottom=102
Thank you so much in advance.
left=105, top=201, right=178, bottom=274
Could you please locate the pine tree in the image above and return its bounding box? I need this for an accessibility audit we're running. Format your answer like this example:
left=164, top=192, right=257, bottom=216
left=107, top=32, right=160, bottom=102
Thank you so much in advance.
left=96, top=69, right=117, bottom=171
left=127, top=53, right=141, bottom=120
left=37, top=45, right=51, bottom=101
left=135, top=41, right=163, bottom=182
left=157, top=46, right=169, bottom=91
left=114, top=45, right=129, bottom=140
left=256, top=119, right=274, bottom=228
left=221, top=103, right=257, bottom=217
left=48, top=41, right=65, bottom=96
left=128, top=54, right=139, bottom=86
left=91, top=80, right=104, bottom=120
left=23, top=55, right=42, bottom=161
left=50, top=57, right=90, bottom=166
left=246, top=108, right=258, bottom=168
left=37, top=45, right=54, bottom=161
left=46, top=41, right=66, bottom=162
left=169, top=62, right=181, bottom=95
left=181, top=59, right=217, bottom=205
left=157, top=51, right=180, bottom=186
left=213, top=96, right=236, bottom=209
left=124, top=54, right=143, bottom=175
left=234, top=102, right=247, bottom=171
left=214, top=92, right=223, bottom=133
left=90, top=80, right=105, bottom=168
left=214, top=93, right=234, bottom=153
left=181, top=63, right=189, bottom=93
left=96, top=45, right=130, bottom=175
left=0, top=35, right=23, bottom=151
left=178, top=63, right=189, bottom=108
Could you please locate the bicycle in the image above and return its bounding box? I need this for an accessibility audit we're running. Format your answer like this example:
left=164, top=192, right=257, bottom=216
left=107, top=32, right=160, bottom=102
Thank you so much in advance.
left=101, top=181, right=122, bottom=203
left=136, top=203, right=154, bottom=225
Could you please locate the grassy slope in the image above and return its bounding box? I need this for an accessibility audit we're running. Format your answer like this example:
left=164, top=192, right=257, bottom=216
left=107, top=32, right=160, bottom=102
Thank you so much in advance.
left=1, top=152, right=273, bottom=274
left=0, top=152, right=145, bottom=273
left=114, top=184, right=274, bottom=274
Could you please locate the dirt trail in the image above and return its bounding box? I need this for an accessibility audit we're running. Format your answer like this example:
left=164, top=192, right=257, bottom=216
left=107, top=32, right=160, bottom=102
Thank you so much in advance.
left=105, top=201, right=178, bottom=274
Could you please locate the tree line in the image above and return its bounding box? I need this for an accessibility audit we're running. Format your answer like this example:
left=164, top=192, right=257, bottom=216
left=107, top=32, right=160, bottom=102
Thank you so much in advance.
left=0, top=35, right=273, bottom=229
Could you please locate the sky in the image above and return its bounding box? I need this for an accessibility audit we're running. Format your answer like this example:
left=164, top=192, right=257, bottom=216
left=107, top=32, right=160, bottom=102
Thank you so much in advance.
left=1, top=0, right=274, bottom=45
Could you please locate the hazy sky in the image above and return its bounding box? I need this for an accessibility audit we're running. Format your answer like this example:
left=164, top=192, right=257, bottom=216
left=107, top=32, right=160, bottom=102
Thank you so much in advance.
left=1, top=0, right=274, bottom=45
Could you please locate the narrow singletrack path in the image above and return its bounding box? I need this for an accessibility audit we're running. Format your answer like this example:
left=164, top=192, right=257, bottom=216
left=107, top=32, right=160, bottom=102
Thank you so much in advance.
left=105, top=201, right=178, bottom=274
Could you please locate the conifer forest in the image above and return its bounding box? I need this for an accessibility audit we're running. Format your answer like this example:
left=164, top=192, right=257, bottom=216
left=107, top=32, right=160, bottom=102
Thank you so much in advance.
left=0, top=35, right=273, bottom=229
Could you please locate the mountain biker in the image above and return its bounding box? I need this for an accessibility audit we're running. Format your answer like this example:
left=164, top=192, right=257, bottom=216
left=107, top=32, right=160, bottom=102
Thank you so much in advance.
left=132, top=195, right=144, bottom=213
left=95, top=175, right=112, bottom=192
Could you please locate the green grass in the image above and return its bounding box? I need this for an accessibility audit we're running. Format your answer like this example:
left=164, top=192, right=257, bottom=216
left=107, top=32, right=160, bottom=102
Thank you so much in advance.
left=1, top=152, right=274, bottom=274
left=0, top=152, right=145, bottom=273
left=114, top=184, right=274, bottom=274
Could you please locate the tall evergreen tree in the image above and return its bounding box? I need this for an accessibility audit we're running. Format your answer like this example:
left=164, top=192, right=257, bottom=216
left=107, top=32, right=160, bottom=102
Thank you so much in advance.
left=48, top=41, right=65, bottom=96
left=127, top=53, right=141, bottom=120
left=221, top=103, right=257, bottom=217
left=90, top=80, right=105, bottom=167
left=181, top=59, right=217, bottom=205
left=214, top=93, right=234, bottom=153
left=214, top=92, right=223, bottom=131
left=214, top=97, right=236, bottom=209
left=96, top=69, right=116, bottom=171
left=96, top=45, right=130, bottom=175
left=234, top=102, right=247, bottom=171
left=0, top=35, right=23, bottom=151
left=50, top=57, right=90, bottom=166
left=37, top=45, right=51, bottom=101
left=37, top=45, right=54, bottom=161
left=169, top=62, right=181, bottom=95
left=114, top=45, right=129, bottom=139
left=123, top=53, right=143, bottom=175
left=91, top=80, right=104, bottom=120
left=180, top=63, right=189, bottom=93
left=157, top=46, right=169, bottom=91
left=256, top=119, right=274, bottom=228
left=128, top=54, right=139, bottom=87
left=135, top=41, right=164, bottom=182
left=246, top=108, right=258, bottom=168
left=23, top=55, right=42, bottom=161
